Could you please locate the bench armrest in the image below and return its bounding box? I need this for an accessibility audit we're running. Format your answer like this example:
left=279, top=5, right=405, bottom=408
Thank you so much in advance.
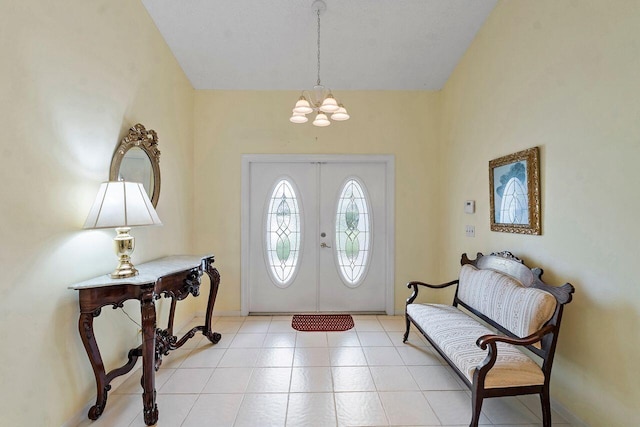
left=476, top=324, right=555, bottom=349
left=405, top=279, right=459, bottom=305
left=472, top=325, right=556, bottom=384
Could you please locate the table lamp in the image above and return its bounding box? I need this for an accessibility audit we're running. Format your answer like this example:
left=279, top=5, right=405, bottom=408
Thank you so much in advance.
left=83, top=181, right=162, bottom=279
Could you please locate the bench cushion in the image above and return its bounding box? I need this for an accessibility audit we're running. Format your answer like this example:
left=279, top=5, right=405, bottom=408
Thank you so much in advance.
left=458, top=264, right=556, bottom=340
left=407, top=303, right=545, bottom=388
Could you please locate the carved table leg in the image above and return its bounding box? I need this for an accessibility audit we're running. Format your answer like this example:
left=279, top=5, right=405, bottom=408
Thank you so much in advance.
left=140, top=286, right=158, bottom=426
left=203, top=257, right=221, bottom=344
left=78, top=310, right=110, bottom=420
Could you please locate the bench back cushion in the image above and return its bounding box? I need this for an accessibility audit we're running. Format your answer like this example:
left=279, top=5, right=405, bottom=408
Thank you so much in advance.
left=458, top=264, right=556, bottom=339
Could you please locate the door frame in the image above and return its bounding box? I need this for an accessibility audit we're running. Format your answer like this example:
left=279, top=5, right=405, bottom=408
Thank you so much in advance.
left=241, top=154, right=395, bottom=316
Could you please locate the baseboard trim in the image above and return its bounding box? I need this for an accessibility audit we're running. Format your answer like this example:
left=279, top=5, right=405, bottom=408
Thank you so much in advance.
left=195, top=310, right=243, bottom=317
left=60, top=401, right=93, bottom=427
left=61, top=358, right=143, bottom=427
left=551, top=398, right=587, bottom=426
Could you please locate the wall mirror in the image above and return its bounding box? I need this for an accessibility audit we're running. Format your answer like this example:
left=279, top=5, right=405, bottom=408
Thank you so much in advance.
left=109, top=123, right=161, bottom=207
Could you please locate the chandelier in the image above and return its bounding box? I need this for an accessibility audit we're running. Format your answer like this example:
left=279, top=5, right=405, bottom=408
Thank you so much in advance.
left=290, top=0, right=350, bottom=126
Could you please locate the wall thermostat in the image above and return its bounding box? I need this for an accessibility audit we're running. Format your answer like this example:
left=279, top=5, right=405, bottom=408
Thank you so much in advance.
left=464, top=200, right=475, bottom=214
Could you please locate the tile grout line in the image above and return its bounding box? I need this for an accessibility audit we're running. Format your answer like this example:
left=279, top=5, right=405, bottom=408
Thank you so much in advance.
left=93, top=314, right=569, bottom=427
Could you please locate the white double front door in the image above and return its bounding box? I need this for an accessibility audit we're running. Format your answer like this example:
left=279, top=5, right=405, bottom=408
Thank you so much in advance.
left=243, top=155, right=394, bottom=314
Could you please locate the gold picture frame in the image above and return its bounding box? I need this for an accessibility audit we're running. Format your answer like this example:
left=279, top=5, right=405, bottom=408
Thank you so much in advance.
left=489, top=147, right=541, bottom=235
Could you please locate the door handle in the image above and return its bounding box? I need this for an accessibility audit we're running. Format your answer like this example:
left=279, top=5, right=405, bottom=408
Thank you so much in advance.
left=320, top=242, right=331, bottom=248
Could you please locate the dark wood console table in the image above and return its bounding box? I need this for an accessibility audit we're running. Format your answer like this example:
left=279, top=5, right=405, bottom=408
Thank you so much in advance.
left=69, top=255, right=221, bottom=426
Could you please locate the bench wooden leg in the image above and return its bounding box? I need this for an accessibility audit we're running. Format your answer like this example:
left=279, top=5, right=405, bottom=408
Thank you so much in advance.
left=403, top=314, right=411, bottom=342
left=540, top=387, right=552, bottom=427
left=470, top=388, right=483, bottom=427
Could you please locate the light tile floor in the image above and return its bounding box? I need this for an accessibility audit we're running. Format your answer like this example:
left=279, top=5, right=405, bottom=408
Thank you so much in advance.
left=77, top=315, right=574, bottom=427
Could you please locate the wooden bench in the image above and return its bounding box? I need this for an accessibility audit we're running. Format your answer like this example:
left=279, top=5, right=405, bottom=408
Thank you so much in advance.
left=404, top=251, right=574, bottom=427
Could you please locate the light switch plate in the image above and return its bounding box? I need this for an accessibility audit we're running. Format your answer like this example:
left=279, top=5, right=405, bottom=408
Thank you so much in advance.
left=465, top=225, right=475, bottom=237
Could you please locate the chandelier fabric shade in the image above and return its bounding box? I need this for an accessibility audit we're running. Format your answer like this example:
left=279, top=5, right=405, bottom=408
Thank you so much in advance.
left=293, top=96, right=313, bottom=115
left=319, top=94, right=339, bottom=113
left=290, top=0, right=349, bottom=127
left=290, top=112, right=309, bottom=123
left=331, top=105, right=350, bottom=121
left=312, top=112, right=330, bottom=127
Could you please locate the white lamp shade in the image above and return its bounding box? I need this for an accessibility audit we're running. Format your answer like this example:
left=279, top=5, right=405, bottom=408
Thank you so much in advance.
left=293, top=96, right=313, bottom=114
left=319, top=94, right=339, bottom=113
left=312, top=112, right=331, bottom=127
left=83, top=181, right=162, bottom=229
left=331, top=105, right=350, bottom=121
left=289, top=113, right=309, bottom=123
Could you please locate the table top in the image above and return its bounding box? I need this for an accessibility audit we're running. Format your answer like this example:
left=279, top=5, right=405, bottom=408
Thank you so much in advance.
left=69, top=255, right=213, bottom=290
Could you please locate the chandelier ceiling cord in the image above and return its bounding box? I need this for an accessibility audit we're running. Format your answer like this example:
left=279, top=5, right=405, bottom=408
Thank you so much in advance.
left=290, top=0, right=350, bottom=126
left=316, top=3, right=321, bottom=87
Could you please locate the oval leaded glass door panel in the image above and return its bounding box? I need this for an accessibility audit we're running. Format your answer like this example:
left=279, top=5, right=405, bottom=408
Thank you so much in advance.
left=335, top=178, right=371, bottom=287
left=265, top=178, right=302, bottom=287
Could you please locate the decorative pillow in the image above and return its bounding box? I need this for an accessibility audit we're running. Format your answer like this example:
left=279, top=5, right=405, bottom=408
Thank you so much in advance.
left=457, top=264, right=556, bottom=338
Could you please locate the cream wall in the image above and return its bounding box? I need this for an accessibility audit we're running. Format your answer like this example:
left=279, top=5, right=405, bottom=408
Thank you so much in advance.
left=3, top=0, right=637, bottom=425
left=192, top=91, right=443, bottom=315
left=440, top=1, right=640, bottom=425
left=0, top=1, right=195, bottom=425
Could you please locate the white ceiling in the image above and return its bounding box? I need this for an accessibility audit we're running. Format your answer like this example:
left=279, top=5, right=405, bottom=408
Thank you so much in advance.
left=141, top=0, right=497, bottom=91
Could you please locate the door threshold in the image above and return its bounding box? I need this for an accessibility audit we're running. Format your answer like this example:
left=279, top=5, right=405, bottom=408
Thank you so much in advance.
left=248, top=311, right=386, bottom=316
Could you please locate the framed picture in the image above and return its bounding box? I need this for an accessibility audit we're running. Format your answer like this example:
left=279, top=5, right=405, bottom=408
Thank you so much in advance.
left=489, top=147, right=541, bottom=235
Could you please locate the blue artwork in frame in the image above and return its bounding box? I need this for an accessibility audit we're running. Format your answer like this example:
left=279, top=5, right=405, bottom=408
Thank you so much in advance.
left=489, top=147, right=541, bottom=235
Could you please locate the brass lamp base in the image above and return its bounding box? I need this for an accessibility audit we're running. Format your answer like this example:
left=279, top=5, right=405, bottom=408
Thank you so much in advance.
left=111, top=258, right=139, bottom=279
left=111, top=227, right=139, bottom=279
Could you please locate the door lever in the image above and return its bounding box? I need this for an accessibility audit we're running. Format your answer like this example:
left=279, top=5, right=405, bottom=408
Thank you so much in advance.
left=320, top=242, right=331, bottom=248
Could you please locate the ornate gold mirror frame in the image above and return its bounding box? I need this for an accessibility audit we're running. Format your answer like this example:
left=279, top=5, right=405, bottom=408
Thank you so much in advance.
left=109, top=123, right=161, bottom=207
left=489, top=146, right=541, bottom=235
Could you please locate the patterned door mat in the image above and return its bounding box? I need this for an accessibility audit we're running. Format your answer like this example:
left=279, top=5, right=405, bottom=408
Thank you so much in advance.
left=291, top=314, right=354, bottom=332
